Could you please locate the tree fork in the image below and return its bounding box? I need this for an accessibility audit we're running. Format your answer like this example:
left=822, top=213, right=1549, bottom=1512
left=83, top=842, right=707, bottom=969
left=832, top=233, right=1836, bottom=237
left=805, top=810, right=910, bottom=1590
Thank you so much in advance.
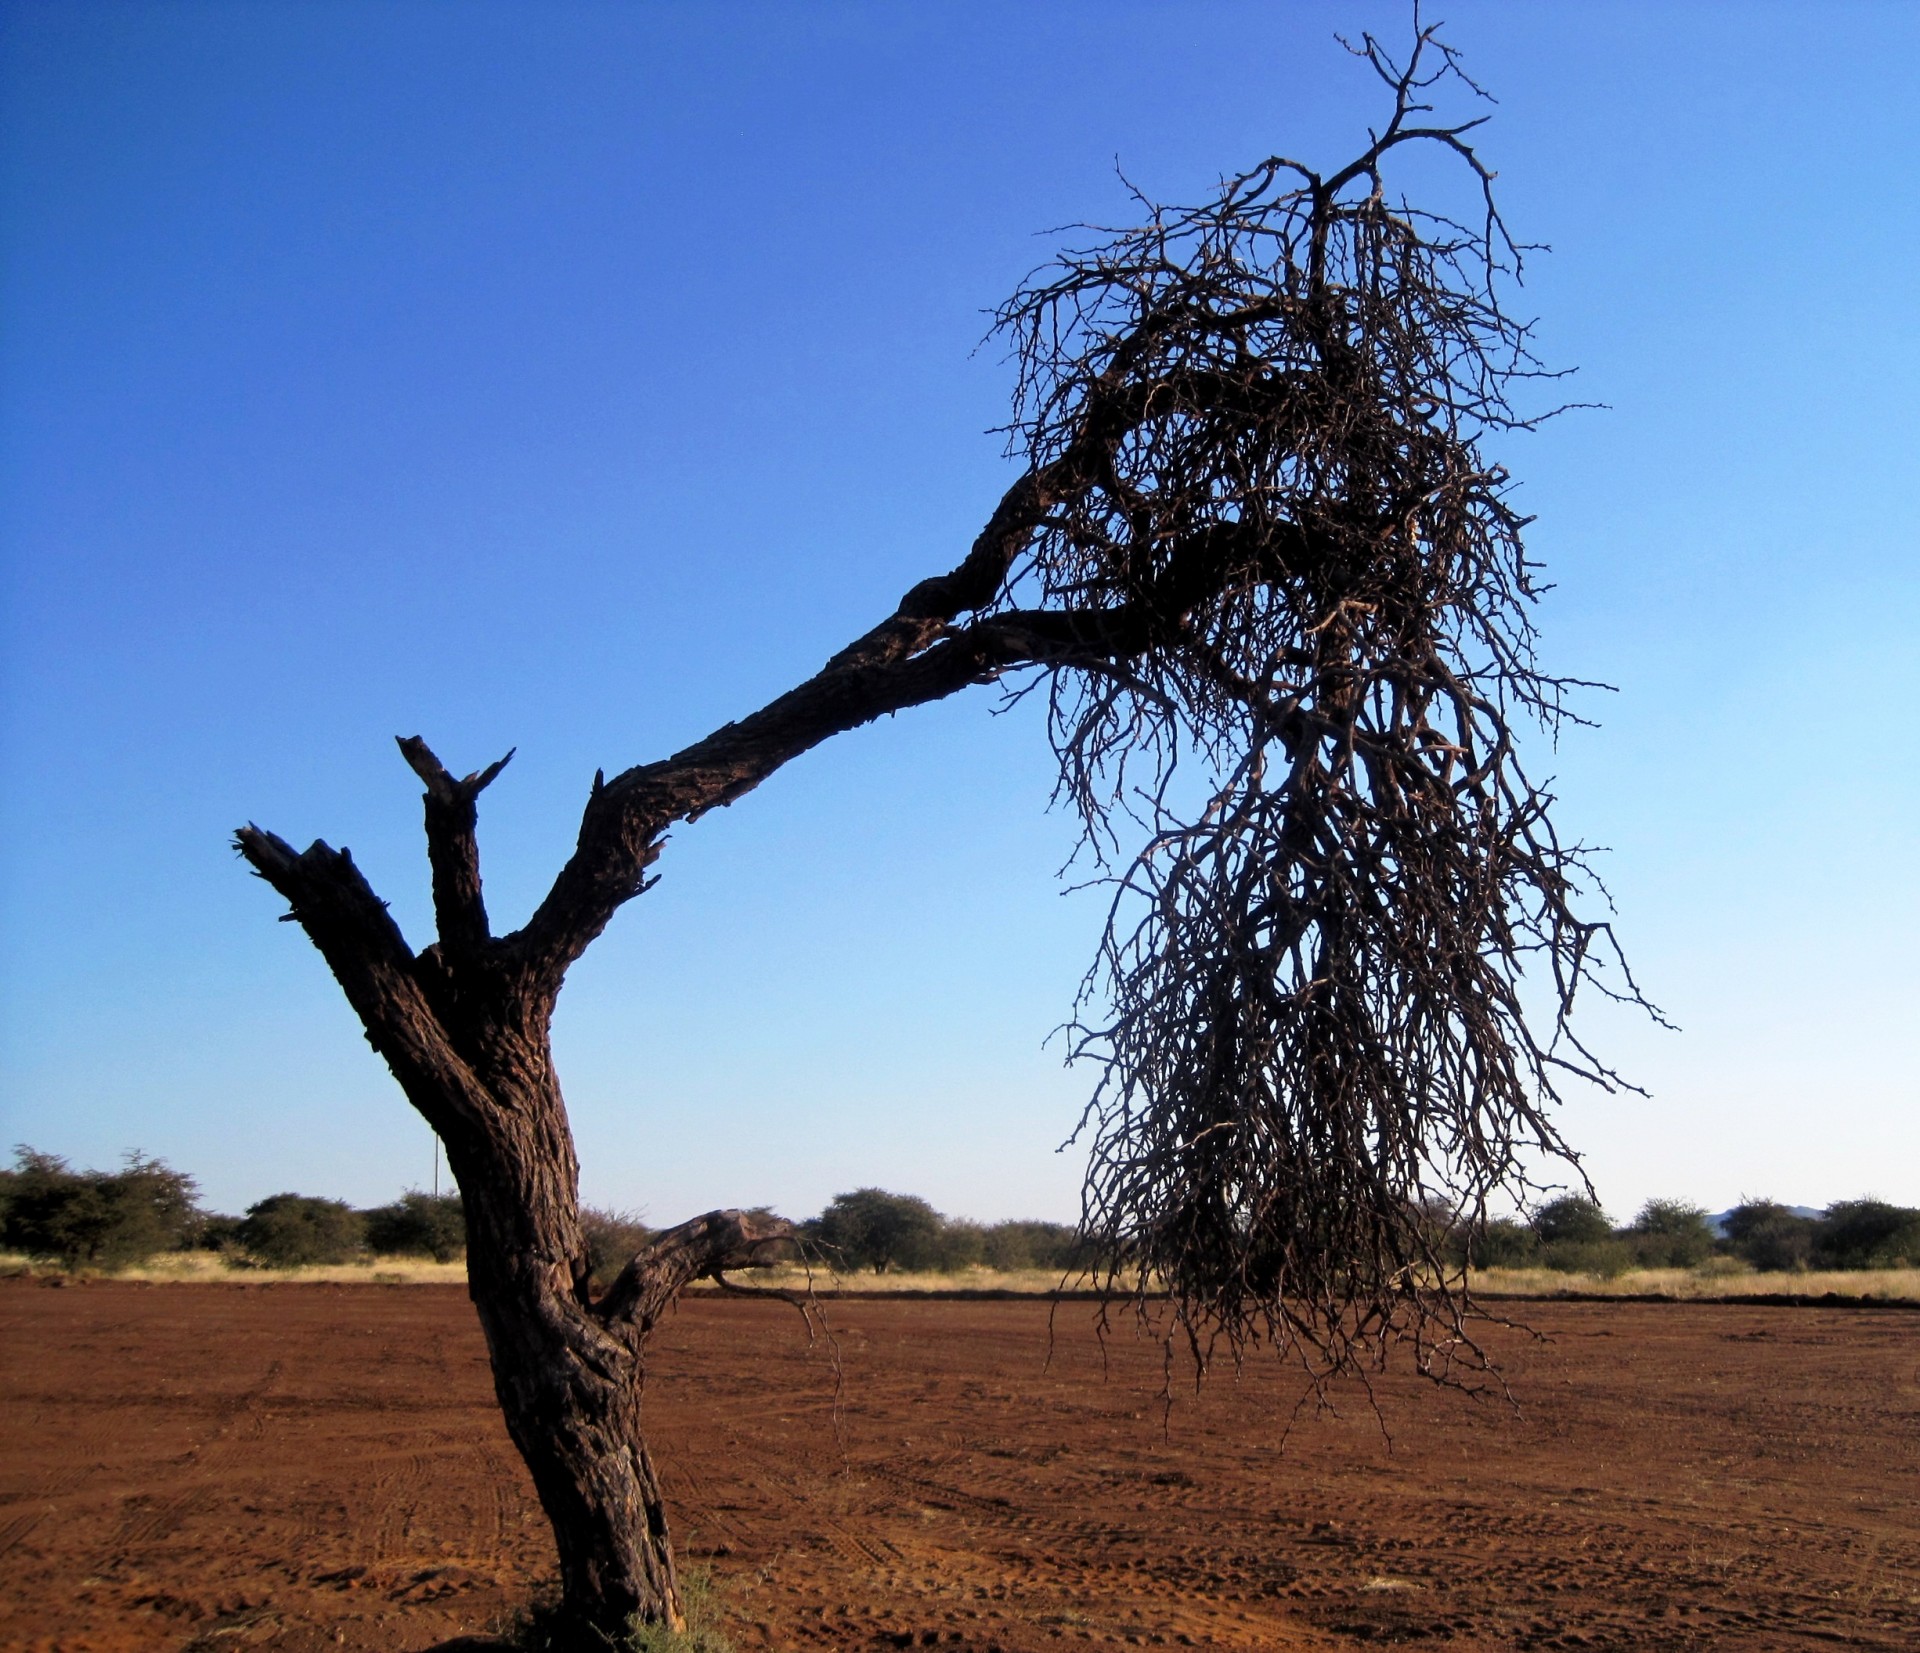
left=238, top=752, right=815, bottom=1642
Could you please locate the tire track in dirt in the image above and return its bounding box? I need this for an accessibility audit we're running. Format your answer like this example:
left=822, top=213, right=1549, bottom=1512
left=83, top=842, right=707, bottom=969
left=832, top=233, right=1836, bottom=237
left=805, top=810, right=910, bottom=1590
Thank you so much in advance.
left=9, top=1286, right=1920, bottom=1652
left=0, top=1460, right=96, bottom=1561
left=101, top=1356, right=283, bottom=1558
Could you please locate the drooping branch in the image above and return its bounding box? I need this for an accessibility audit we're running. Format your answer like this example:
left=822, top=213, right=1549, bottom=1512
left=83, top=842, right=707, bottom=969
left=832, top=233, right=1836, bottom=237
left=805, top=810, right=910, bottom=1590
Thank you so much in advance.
left=595, top=1209, right=797, bottom=1334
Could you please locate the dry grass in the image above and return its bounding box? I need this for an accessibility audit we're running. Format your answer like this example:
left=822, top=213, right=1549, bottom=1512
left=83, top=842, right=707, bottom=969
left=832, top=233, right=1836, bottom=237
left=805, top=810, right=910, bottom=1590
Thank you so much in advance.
left=6, top=1253, right=1912, bottom=1303
left=734, top=1261, right=1920, bottom=1303
left=697, top=1264, right=1088, bottom=1296
left=0, top=1251, right=468, bottom=1285
left=1469, top=1264, right=1920, bottom=1302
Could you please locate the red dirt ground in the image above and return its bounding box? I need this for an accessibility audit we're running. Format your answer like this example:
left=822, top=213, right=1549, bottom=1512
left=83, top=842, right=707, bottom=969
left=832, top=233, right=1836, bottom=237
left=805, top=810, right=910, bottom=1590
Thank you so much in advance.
left=2, top=1279, right=1916, bottom=1651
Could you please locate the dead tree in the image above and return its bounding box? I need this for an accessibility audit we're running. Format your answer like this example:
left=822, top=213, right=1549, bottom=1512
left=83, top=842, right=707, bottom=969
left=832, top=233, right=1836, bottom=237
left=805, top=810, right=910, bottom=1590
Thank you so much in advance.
left=238, top=24, right=1643, bottom=1644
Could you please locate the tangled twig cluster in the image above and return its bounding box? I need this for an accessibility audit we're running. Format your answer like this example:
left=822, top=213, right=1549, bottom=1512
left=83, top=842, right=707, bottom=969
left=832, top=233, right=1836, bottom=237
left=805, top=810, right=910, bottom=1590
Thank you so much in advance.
left=985, top=23, right=1654, bottom=1389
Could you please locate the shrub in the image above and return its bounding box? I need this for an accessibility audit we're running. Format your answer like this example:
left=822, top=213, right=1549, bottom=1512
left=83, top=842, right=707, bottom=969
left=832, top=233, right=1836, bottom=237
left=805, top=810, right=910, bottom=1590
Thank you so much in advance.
left=1720, top=1199, right=1814, bottom=1271
left=1812, top=1199, right=1920, bottom=1269
left=980, top=1219, right=1092, bottom=1272
left=802, top=1189, right=944, bottom=1274
left=503, top=1566, right=732, bottom=1652
left=238, top=1193, right=365, bottom=1267
left=1625, top=1198, right=1716, bottom=1268
left=363, top=1191, right=466, bottom=1261
left=1540, top=1237, right=1635, bottom=1277
left=1467, top=1216, right=1539, bottom=1269
left=1531, top=1196, right=1613, bottom=1247
left=931, top=1219, right=986, bottom=1270
left=583, top=1207, right=652, bottom=1290
left=2, top=1147, right=202, bottom=1269
left=196, top=1212, right=247, bottom=1254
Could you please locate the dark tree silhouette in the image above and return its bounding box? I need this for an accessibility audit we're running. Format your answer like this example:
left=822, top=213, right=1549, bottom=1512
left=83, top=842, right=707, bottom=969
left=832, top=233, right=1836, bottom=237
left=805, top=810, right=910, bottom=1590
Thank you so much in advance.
left=237, top=24, right=1644, bottom=1642
left=804, top=1188, right=944, bottom=1274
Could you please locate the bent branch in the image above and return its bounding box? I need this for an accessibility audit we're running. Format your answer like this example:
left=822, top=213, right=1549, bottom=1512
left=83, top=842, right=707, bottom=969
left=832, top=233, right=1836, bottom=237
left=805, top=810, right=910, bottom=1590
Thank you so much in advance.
left=596, top=1209, right=798, bottom=1334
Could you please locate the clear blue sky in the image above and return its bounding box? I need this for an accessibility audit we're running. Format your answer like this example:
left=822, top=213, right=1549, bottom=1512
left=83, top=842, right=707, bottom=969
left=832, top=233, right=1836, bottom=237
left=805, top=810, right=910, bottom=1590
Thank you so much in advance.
left=2, top=2, right=1915, bottom=1225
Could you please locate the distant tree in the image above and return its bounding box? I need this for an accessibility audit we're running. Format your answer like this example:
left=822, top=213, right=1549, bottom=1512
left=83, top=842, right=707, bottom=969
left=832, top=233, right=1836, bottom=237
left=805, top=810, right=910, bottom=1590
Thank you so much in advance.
left=2, top=1147, right=201, bottom=1270
left=237, top=1194, right=365, bottom=1268
left=1528, top=1196, right=1630, bottom=1275
left=931, top=1220, right=987, bottom=1271
left=1812, top=1200, right=1920, bottom=1270
left=1721, top=1199, right=1814, bottom=1271
left=233, top=25, right=1650, bottom=1638
left=1465, top=1216, right=1539, bottom=1269
left=581, top=1208, right=653, bottom=1291
left=981, top=1219, right=1092, bottom=1273
left=363, top=1190, right=466, bottom=1262
left=1625, top=1199, right=1715, bottom=1268
left=1532, top=1197, right=1613, bottom=1247
left=804, top=1189, right=943, bottom=1274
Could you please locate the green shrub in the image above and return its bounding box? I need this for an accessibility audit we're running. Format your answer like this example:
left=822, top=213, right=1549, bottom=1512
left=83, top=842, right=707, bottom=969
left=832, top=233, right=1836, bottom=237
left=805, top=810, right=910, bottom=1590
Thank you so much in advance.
left=931, top=1219, right=986, bottom=1270
left=802, top=1189, right=943, bottom=1274
left=583, top=1208, right=652, bottom=1290
left=1531, top=1196, right=1613, bottom=1247
left=1720, top=1199, right=1814, bottom=1271
left=363, top=1191, right=465, bottom=1261
left=1540, top=1236, right=1634, bottom=1277
left=1812, top=1199, right=1920, bottom=1269
left=1624, top=1198, right=1716, bottom=1268
left=2, top=1147, right=202, bottom=1270
left=195, top=1212, right=247, bottom=1255
left=1467, top=1216, right=1539, bottom=1268
left=238, top=1193, right=365, bottom=1267
left=980, top=1218, right=1093, bottom=1272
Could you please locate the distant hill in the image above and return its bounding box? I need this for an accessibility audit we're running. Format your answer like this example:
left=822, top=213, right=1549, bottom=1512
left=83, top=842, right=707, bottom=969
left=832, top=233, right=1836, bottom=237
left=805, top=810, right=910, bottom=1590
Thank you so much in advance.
left=1705, top=1205, right=1821, bottom=1236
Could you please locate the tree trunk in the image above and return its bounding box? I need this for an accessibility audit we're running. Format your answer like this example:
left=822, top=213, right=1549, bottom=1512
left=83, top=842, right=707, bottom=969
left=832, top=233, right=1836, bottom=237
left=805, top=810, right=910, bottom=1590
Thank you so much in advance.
left=233, top=588, right=1049, bottom=1636
left=432, top=1051, right=793, bottom=1645
left=464, top=1231, right=682, bottom=1638
left=443, top=1069, right=684, bottom=1641
left=233, top=807, right=798, bottom=1645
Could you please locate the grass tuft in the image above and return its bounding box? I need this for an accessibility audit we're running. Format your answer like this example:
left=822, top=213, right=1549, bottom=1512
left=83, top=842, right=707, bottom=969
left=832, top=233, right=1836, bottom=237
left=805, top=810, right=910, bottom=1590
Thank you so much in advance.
left=498, top=1569, right=733, bottom=1653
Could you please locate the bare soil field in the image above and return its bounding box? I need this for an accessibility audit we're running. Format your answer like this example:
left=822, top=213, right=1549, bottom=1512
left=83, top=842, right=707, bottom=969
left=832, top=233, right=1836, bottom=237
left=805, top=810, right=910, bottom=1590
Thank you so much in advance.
left=2, top=1280, right=1916, bottom=1651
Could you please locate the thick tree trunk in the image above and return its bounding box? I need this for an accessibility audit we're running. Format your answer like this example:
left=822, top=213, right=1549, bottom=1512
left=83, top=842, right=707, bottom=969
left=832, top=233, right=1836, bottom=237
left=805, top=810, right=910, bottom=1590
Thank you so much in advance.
left=234, top=806, right=797, bottom=1645
left=464, top=1231, right=681, bottom=1637
left=434, top=1052, right=793, bottom=1644
left=443, top=1072, right=684, bottom=1640
left=233, top=596, right=1049, bottom=1636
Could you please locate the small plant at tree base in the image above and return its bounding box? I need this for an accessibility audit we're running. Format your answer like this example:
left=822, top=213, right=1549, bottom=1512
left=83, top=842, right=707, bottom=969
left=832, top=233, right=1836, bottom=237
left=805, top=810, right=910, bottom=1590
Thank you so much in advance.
left=505, top=1570, right=733, bottom=1653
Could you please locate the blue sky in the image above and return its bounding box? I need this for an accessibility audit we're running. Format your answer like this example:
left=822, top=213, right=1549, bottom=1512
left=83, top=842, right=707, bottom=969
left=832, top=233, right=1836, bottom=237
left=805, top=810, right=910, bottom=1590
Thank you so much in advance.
left=2, top=2, right=1915, bottom=1225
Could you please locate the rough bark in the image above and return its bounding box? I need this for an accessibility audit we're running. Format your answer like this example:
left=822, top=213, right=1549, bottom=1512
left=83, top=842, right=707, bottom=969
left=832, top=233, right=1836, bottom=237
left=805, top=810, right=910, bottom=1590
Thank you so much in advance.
left=237, top=745, right=804, bottom=1643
